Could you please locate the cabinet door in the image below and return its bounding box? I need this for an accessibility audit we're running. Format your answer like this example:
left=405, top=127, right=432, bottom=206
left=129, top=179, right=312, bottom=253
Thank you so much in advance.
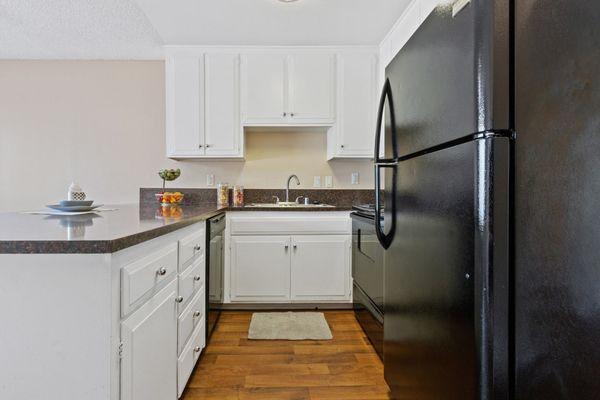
left=288, top=54, right=336, bottom=123
left=121, top=279, right=178, bottom=400
left=330, top=53, right=378, bottom=158
left=290, top=235, right=351, bottom=301
left=166, top=55, right=205, bottom=157
left=230, top=236, right=291, bottom=302
left=204, top=53, right=243, bottom=157
left=241, top=54, right=287, bottom=124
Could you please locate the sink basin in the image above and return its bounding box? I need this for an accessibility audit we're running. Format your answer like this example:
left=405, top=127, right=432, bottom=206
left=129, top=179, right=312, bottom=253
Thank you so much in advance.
left=246, top=202, right=335, bottom=208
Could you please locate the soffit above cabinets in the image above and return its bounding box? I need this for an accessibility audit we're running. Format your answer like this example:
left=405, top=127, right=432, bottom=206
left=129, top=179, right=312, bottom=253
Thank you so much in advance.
left=133, top=0, right=412, bottom=46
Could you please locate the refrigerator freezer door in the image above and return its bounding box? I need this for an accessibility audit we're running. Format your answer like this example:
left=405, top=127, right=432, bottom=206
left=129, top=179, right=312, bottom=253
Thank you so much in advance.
left=515, top=1, right=600, bottom=398
left=385, top=5, right=476, bottom=158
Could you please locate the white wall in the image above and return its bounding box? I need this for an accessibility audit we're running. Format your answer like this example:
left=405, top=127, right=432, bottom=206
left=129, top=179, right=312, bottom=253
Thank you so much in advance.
left=0, top=60, right=373, bottom=212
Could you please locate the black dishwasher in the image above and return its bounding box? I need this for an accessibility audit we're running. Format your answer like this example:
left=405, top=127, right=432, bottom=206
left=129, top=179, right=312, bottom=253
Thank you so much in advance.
left=206, top=213, right=225, bottom=340
left=351, top=206, right=384, bottom=359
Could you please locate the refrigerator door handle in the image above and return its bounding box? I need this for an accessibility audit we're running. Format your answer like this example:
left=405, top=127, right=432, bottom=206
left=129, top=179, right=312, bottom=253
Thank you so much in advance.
left=374, top=78, right=398, bottom=163
left=374, top=163, right=396, bottom=249
left=374, top=78, right=398, bottom=249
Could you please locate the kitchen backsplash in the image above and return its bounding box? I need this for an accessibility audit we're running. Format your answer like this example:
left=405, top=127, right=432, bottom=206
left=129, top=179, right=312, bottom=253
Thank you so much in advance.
left=140, top=188, right=375, bottom=208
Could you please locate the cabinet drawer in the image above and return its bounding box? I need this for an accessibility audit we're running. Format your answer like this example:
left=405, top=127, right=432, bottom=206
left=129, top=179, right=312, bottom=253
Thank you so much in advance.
left=178, top=289, right=205, bottom=355
left=230, top=214, right=351, bottom=235
left=179, top=256, right=205, bottom=312
left=179, top=229, right=205, bottom=271
left=178, top=318, right=205, bottom=397
left=121, top=243, right=178, bottom=316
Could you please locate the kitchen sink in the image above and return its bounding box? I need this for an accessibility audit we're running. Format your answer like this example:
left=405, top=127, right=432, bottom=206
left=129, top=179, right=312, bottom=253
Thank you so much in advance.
left=246, top=202, right=335, bottom=208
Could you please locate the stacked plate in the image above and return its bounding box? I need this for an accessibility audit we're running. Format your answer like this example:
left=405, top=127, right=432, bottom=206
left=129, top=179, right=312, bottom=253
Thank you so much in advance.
left=46, top=200, right=103, bottom=212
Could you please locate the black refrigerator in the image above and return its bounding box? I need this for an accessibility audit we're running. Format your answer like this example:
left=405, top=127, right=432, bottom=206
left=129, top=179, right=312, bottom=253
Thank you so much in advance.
left=374, top=0, right=600, bottom=399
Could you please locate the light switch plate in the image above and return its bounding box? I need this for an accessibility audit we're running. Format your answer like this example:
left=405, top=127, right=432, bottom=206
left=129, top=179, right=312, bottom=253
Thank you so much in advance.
left=313, top=176, right=322, bottom=188
left=351, top=172, right=359, bottom=185
left=325, top=176, right=333, bottom=188
left=207, top=174, right=215, bottom=186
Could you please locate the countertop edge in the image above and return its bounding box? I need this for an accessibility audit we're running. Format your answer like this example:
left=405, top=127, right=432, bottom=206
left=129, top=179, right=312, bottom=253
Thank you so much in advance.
left=0, top=209, right=224, bottom=255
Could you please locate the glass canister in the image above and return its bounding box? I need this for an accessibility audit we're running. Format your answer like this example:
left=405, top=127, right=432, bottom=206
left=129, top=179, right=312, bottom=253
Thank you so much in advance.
left=217, top=182, right=229, bottom=206
left=233, top=185, right=244, bottom=207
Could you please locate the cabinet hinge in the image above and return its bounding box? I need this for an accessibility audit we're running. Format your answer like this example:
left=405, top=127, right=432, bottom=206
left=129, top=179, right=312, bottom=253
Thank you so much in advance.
left=118, top=341, right=124, bottom=360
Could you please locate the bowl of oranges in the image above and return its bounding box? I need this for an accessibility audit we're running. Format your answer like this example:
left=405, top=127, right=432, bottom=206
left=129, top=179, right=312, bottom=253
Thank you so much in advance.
left=155, top=191, right=184, bottom=205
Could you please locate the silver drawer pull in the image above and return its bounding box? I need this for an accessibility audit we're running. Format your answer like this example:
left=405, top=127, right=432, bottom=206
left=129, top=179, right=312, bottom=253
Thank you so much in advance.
left=194, top=275, right=201, bottom=281
left=175, top=296, right=184, bottom=303
left=156, top=267, right=167, bottom=276
left=193, top=346, right=201, bottom=353
left=193, top=311, right=201, bottom=317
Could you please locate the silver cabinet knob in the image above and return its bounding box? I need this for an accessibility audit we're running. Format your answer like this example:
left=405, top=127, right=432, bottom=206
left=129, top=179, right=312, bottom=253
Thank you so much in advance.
left=193, top=311, right=201, bottom=317
left=193, top=275, right=201, bottom=281
left=290, top=113, right=295, bottom=117
left=193, top=346, right=201, bottom=353
left=284, top=244, right=289, bottom=250
left=283, top=112, right=287, bottom=117
left=205, top=144, right=211, bottom=148
left=175, top=296, right=184, bottom=303
left=340, top=144, right=344, bottom=148
left=198, top=144, right=203, bottom=148
left=194, top=244, right=202, bottom=251
left=156, top=267, right=167, bottom=276
left=293, top=244, right=297, bottom=249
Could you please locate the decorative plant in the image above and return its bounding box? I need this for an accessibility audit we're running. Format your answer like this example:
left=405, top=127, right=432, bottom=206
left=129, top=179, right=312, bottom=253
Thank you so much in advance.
left=158, top=168, right=181, bottom=191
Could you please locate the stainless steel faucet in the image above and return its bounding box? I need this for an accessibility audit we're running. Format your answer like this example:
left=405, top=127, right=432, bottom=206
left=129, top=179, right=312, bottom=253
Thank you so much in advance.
left=285, top=174, right=300, bottom=203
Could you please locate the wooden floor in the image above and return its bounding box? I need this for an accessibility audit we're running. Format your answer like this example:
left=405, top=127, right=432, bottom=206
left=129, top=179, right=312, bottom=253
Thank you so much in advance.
left=181, top=310, right=391, bottom=400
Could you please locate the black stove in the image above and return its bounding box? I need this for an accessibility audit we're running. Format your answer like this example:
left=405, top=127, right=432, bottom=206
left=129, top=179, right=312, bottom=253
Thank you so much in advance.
left=351, top=204, right=381, bottom=219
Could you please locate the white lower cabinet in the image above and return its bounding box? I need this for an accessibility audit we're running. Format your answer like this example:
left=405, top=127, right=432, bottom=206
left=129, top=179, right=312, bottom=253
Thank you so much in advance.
left=290, top=235, right=351, bottom=301
left=178, top=318, right=205, bottom=398
left=121, top=279, right=178, bottom=400
left=120, top=223, right=207, bottom=400
left=230, top=230, right=351, bottom=303
left=230, top=235, right=291, bottom=302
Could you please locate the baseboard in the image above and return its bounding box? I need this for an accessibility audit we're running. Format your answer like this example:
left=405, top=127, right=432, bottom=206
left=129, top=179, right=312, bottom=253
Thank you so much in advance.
left=220, top=303, right=354, bottom=311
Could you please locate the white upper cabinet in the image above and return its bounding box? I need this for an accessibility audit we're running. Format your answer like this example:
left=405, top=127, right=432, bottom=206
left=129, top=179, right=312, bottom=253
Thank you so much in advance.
left=327, top=52, right=379, bottom=159
left=166, top=55, right=204, bottom=157
left=241, top=52, right=335, bottom=125
left=241, top=53, right=287, bottom=124
left=166, top=47, right=378, bottom=159
left=287, top=54, right=335, bottom=123
left=166, top=51, right=243, bottom=159
left=204, top=53, right=242, bottom=157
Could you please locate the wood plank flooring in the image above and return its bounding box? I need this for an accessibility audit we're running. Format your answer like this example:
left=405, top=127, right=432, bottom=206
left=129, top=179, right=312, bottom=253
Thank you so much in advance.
left=181, top=310, right=391, bottom=400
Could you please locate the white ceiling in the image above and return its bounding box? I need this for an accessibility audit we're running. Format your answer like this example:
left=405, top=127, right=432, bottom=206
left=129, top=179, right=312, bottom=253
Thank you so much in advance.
left=134, top=0, right=411, bottom=47
left=0, top=0, right=410, bottom=59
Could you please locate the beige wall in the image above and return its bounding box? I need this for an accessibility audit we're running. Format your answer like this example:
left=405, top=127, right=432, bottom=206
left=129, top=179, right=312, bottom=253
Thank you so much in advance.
left=0, top=60, right=373, bottom=212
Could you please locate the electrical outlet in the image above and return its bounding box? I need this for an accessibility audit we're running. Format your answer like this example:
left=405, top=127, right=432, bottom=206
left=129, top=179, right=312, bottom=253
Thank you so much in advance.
left=325, top=176, right=333, bottom=188
left=207, top=174, right=215, bottom=186
left=351, top=172, right=359, bottom=185
left=313, top=176, right=322, bottom=188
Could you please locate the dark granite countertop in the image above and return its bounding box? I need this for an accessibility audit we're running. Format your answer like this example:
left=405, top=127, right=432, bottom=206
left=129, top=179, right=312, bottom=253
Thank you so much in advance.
left=0, top=202, right=354, bottom=254
left=0, top=204, right=225, bottom=254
